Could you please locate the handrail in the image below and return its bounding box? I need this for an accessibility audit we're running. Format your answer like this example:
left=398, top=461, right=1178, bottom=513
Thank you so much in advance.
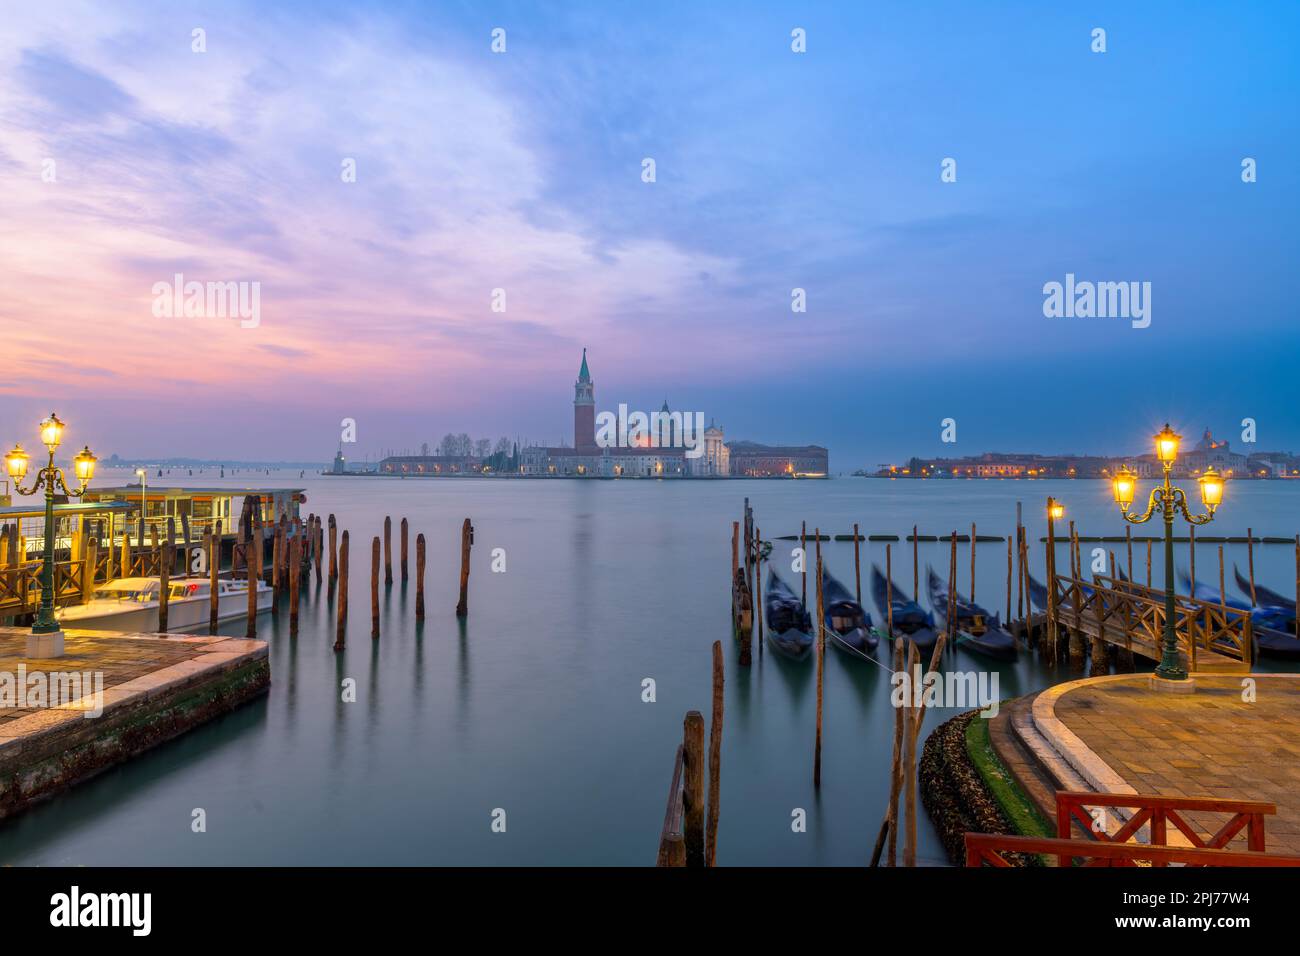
left=965, top=832, right=1300, bottom=867
left=1056, top=791, right=1272, bottom=866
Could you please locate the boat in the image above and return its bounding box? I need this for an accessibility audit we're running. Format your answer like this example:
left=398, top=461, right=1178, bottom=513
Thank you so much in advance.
left=763, top=569, right=814, bottom=661
left=927, top=567, right=1017, bottom=661
left=1234, top=565, right=1297, bottom=614
left=58, top=575, right=273, bottom=633
left=869, top=564, right=940, bottom=654
left=820, top=565, right=881, bottom=660
left=1179, top=570, right=1300, bottom=660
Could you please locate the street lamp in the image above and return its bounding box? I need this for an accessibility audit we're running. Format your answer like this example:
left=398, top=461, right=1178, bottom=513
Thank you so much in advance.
left=6, top=413, right=97, bottom=657
left=1111, top=425, right=1223, bottom=681
left=1046, top=497, right=1065, bottom=657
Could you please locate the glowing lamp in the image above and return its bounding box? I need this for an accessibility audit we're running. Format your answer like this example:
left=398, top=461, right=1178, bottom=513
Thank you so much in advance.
left=73, top=446, right=97, bottom=482
left=1048, top=501, right=1065, bottom=521
left=39, top=413, right=65, bottom=452
left=1111, top=466, right=1137, bottom=511
left=5, top=444, right=29, bottom=480
left=1199, top=467, right=1224, bottom=512
left=1154, top=424, right=1181, bottom=464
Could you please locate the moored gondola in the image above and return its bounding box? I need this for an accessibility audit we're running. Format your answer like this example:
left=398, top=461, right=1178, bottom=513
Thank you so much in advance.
left=764, top=569, right=814, bottom=661
left=869, top=564, right=940, bottom=655
left=820, top=565, right=882, bottom=660
left=927, top=567, right=1017, bottom=661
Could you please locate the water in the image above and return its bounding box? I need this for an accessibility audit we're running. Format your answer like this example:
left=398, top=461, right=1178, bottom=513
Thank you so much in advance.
left=3, top=475, right=1297, bottom=866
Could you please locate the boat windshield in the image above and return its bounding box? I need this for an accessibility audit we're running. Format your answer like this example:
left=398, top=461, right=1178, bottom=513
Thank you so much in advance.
left=91, top=583, right=159, bottom=603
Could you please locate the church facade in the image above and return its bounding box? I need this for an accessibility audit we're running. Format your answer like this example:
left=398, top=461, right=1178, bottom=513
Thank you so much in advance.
left=519, top=351, right=727, bottom=477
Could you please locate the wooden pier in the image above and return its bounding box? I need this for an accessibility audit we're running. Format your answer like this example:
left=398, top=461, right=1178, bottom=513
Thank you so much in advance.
left=1048, top=573, right=1251, bottom=674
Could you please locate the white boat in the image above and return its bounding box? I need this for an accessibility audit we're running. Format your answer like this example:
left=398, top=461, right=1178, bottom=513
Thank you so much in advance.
left=57, top=576, right=273, bottom=633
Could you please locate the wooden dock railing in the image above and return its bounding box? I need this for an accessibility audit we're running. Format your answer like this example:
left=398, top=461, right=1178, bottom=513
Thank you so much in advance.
left=1050, top=573, right=1251, bottom=672
left=965, top=833, right=1300, bottom=867
left=1056, top=791, right=1273, bottom=866
left=966, top=789, right=1284, bottom=867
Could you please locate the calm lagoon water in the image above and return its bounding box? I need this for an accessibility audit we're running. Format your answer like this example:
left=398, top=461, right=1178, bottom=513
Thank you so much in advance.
left=3, top=475, right=1297, bottom=866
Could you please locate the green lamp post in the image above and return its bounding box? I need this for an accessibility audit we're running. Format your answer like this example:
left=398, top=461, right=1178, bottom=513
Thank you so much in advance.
left=1110, top=425, right=1224, bottom=681
left=5, top=413, right=97, bottom=658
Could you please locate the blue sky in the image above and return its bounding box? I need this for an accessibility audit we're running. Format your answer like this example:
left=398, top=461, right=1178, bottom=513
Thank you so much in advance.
left=0, top=1, right=1296, bottom=466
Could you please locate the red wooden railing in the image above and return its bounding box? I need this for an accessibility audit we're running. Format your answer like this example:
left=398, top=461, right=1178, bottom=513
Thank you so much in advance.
left=965, top=833, right=1300, bottom=867
left=1056, top=791, right=1272, bottom=866
left=965, top=790, right=1287, bottom=867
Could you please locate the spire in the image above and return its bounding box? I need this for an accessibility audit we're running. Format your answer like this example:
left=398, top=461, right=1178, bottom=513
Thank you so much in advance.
left=661, top=398, right=669, bottom=412
left=578, top=348, right=590, bottom=383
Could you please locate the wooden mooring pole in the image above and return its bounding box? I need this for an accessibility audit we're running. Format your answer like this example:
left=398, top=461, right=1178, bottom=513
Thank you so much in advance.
left=400, top=517, right=409, bottom=582
left=456, top=518, right=473, bottom=617
left=384, top=516, right=393, bottom=587
left=754, top=526, right=763, bottom=655
left=814, top=529, right=825, bottom=789
left=912, top=524, right=919, bottom=602
left=683, top=710, right=705, bottom=867
left=289, top=531, right=301, bottom=636
left=853, top=521, right=862, bottom=604
left=800, top=520, right=807, bottom=607
left=335, top=530, right=349, bottom=650
left=416, top=533, right=426, bottom=621
left=247, top=521, right=260, bottom=639
left=706, top=640, right=724, bottom=867
left=209, top=526, right=220, bottom=633
left=371, top=535, right=381, bottom=638
left=158, top=541, right=171, bottom=632
left=328, top=514, right=338, bottom=583
left=1248, top=527, right=1257, bottom=606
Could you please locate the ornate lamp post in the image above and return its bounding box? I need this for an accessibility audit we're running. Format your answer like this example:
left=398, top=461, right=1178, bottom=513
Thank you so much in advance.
left=1111, top=425, right=1224, bottom=682
left=1045, top=497, right=1065, bottom=655
left=5, top=414, right=97, bottom=658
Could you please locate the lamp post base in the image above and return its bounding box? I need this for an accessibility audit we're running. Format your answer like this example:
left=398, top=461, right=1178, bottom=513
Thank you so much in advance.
left=26, top=630, right=65, bottom=659
left=1149, top=673, right=1196, bottom=694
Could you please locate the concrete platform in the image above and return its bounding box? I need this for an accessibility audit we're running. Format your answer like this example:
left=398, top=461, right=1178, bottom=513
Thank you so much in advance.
left=995, top=672, right=1300, bottom=854
left=0, top=626, right=269, bottom=821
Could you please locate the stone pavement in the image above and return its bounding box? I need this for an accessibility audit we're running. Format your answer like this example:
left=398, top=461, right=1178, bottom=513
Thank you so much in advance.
left=1052, top=674, right=1300, bottom=854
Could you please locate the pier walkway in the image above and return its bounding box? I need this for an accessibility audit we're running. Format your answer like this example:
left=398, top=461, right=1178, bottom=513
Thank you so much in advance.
left=1050, top=573, right=1251, bottom=674
left=993, top=674, right=1300, bottom=856
left=0, top=626, right=269, bottom=822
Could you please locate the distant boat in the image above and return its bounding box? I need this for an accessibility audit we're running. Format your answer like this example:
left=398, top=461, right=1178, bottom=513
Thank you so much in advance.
left=869, top=564, right=939, bottom=655
left=820, top=565, right=880, bottom=660
left=927, top=567, right=1017, bottom=661
left=764, top=569, right=813, bottom=661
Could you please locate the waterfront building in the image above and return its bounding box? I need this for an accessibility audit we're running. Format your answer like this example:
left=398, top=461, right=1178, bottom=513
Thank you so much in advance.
left=1178, top=427, right=1247, bottom=478
left=377, top=454, right=482, bottom=475
left=727, top=442, right=828, bottom=477
left=520, top=351, right=717, bottom=477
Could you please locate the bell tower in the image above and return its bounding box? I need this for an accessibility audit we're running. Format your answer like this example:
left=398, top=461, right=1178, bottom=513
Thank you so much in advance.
left=574, top=348, right=595, bottom=449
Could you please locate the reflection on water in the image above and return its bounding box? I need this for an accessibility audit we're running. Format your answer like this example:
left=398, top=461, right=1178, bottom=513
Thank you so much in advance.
left=2, top=476, right=1296, bottom=866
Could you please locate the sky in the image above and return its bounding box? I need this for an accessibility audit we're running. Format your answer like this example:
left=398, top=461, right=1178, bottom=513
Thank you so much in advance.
left=0, top=1, right=1297, bottom=469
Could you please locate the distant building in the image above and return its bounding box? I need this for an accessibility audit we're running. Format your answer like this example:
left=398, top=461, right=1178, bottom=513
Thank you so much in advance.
left=377, top=454, right=481, bottom=475
left=520, top=351, right=730, bottom=477
left=1179, top=427, right=1247, bottom=478
left=332, top=446, right=347, bottom=474
left=727, top=442, right=828, bottom=477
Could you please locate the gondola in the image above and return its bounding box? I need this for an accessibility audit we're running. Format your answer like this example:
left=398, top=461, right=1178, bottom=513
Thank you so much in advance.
left=869, top=564, right=940, bottom=655
left=1179, top=571, right=1300, bottom=660
left=764, top=569, right=814, bottom=661
left=820, top=565, right=881, bottom=660
left=1234, top=565, right=1297, bottom=615
left=927, top=567, right=1017, bottom=661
